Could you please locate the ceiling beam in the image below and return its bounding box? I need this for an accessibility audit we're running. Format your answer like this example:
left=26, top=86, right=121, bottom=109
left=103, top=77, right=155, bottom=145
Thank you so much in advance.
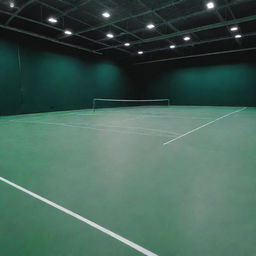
left=55, top=0, right=148, bottom=44
left=139, top=32, right=256, bottom=55
left=38, top=0, right=91, bottom=27
left=135, top=46, right=256, bottom=65
left=136, top=0, right=177, bottom=44
left=55, top=0, right=92, bottom=18
left=96, top=0, right=253, bottom=43
left=136, top=0, right=197, bottom=52
left=93, top=0, right=145, bottom=42
left=0, top=9, right=131, bottom=56
left=136, top=0, right=180, bottom=34
left=224, top=0, right=237, bottom=20
left=60, top=0, right=187, bottom=39
left=0, top=24, right=101, bottom=55
left=1, top=9, right=101, bottom=47
left=5, top=0, right=37, bottom=25
left=96, top=14, right=256, bottom=51
left=213, top=5, right=242, bottom=46
left=37, top=0, right=131, bottom=54
left=222, top=0, right=242, bottom=46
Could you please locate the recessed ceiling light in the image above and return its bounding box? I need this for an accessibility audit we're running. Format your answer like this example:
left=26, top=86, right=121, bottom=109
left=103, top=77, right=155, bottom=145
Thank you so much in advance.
left=106, top=33, right=114, bottom=38
left=102, top=12, right=111, bottom=18
left=124, top=43, right=130, bottom=47
left=170, top=45, right=176, bottom=49
left=138, top=51, right=143, bottom=55
left=206, top=1, right=215, bottom=9
left=64, top=30, right=72, bottom=35
left=230, top=26, right=238, bottom=31
left=235, top=34, right=242, bottom=38
left=146, top=23, right=155, bottom=29
left=48, top=17, right=58, bottom=23
left=10, top=2, right=15, bottom=8
left=184, top=36, right=191, bottom=41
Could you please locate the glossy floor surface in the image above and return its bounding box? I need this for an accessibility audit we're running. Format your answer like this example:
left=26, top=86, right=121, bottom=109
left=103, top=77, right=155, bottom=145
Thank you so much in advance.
left=1, top=106, right=256, bottom=256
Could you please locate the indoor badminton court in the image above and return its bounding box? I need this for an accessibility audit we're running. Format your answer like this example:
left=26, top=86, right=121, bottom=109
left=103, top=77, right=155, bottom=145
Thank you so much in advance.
left=0, top=0, right=256, bottom=256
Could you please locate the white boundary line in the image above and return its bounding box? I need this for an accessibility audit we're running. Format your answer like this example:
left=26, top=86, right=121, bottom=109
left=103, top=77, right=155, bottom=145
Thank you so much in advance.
left=9, top=120, right=173, bottom=138
left=75, top=112, right=213, bottom=120
left=0, top=176, right=158, bottom=256
left=111, top=116, right=145, bottom=123
left=163, top=107, right=247, bottom=146
left=80, top=123, right=180, bottom=136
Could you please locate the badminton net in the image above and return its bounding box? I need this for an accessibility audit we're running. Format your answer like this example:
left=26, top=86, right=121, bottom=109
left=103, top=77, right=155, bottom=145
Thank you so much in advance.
left=92, top=98, right=170, bottom=111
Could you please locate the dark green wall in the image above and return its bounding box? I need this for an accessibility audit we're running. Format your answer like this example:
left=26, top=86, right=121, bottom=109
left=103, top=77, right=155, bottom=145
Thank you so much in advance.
left=1, top=35, right=256, bottom=115
left=136, top=58, right=256, bottom=107
left=0, top=40, right=21, bottom=115
left=0, top=38, right=131, bottom=116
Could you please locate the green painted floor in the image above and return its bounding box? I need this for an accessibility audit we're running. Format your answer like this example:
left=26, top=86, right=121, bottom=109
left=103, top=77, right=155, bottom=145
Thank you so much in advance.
left=0, top=106, right=256, bottom=256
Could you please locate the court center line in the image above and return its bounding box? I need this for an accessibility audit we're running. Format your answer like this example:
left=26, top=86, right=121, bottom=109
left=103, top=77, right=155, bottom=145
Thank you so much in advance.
left=9, top=120, right=173, bottom=138
left=163, top=107, right=247, bottom=146
left=0, top=177, right=157, bottom=256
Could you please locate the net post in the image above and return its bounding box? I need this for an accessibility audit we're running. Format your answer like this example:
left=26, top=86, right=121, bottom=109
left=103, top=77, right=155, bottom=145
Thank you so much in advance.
left=167, top=99, right=170, bottom=106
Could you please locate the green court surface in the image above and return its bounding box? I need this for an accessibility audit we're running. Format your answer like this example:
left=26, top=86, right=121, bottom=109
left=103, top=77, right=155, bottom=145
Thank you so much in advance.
left=1, top=106, right=256, bottom=256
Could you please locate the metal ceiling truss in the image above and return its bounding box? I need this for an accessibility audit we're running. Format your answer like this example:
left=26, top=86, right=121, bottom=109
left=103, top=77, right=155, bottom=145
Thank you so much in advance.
left=55, top=0, right=92, bottom=18
left=2, top=0, right=132, bottom=55
left=92, top=0, right=145, bottom=45
left=59, top=0, right=187, bottom=39
left=56, top=0, right=147, bottom=45
left=139, top=32, right=256, bottom=55
left=5, top=0, right=36, bottom=25
left=37, top=0, right=91, bottom=27
left=58, top=0, right=147, bottom=42
left=0, top=24, right=101, bottom=54
left=96, top=0, right=252, bottom=43
left=135, top=0, right=198, bottom=54
left=213, top=1, right=242, bottom=46
left=93, top=0, right=144, bottom=38
left=135, top=47, right=256, bottom=65
left=0, top=0, right=255, bottom=59
left=136, top=0, right=178, bottom=46
left=139, top=0, right=200, bottom=44
left=38, top=0, right=132, bottom=54
left=96, top=14, right=256, bottom=52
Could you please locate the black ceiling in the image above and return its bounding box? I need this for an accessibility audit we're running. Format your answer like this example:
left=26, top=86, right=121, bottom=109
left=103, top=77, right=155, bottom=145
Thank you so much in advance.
left=0, top=0, right=255, bottom=63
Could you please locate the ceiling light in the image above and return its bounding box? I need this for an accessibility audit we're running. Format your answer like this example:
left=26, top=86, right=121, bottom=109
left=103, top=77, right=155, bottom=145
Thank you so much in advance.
left=124, top=43, right=130, bottom=47
left=230, top=26, right=238, bottom=31
left=48, top=17, right=58, bottom=23
left=184, top=36, right=191, bottom=41
left=235, top=34, right=242, bottom=38
left=206, top=1, right=215, bottom=9
left=64, top=30, right=72, bottom=35
left=146, top=23, right=155, bottom=29
left=106, top=33, right=114, bottom=38
left=10, top=2, right=15, bottom=8
left=138, top=51, right=143, bottom=55
left=102, top=12, right=111, bottom=18
left=170, top=45, right=176, bottom=49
